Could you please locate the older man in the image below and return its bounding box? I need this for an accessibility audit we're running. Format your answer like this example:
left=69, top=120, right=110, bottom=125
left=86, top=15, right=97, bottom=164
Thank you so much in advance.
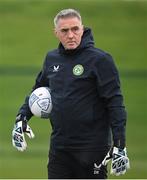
left=12, top=9, right=130, bottom=179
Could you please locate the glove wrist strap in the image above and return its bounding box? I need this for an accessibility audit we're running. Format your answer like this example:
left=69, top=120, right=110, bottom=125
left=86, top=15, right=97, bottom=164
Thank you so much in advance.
left=114, top=139, right=125, bottom=149
left=16, top=114, right=27, bottom=123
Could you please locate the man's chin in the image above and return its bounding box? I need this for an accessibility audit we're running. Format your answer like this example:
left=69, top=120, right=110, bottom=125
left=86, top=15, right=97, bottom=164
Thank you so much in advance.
left=66, top=47, right=77, bottom=50
left=65, top=44, right=78, bottom=50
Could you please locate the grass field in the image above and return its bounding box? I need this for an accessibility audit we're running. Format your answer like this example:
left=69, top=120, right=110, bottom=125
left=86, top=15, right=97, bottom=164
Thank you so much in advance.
left=0, top=0, right=147, bottom=179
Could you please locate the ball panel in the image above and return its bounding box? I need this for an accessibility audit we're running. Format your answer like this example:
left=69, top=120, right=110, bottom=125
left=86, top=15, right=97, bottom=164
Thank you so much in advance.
left=29, top=93, right=39, bottom=108
left=37, top=98, right=50, bottom=111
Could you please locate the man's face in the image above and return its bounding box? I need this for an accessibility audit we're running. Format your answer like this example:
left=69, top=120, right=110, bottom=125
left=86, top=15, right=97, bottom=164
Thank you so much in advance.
left=55, top=17, right=84, bottom=50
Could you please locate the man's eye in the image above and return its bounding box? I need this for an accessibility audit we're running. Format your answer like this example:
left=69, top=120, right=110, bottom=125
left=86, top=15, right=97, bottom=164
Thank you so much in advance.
left=72, top=27, right=79, bottom=32
left=61, top=29, right=68, bottom=33
left=60, top=27, right=80, bottom=34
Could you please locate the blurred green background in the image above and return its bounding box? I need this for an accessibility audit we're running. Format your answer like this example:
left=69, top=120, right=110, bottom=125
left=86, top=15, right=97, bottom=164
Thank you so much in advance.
left=0, top=0, right=147, bottom=179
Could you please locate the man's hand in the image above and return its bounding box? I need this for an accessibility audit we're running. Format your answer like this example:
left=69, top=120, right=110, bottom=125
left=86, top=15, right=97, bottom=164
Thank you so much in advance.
left=12, top=116, right=35, bottom=151
left=110, top=147, right=130, bottom=176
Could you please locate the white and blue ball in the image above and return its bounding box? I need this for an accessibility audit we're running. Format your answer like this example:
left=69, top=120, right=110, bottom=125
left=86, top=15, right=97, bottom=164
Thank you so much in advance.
left=29, top=87, right=52, bottom=118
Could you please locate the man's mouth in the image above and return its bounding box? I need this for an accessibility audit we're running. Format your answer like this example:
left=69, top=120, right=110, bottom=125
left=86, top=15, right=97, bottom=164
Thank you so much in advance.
left=67, top=41, right=75, bottom=44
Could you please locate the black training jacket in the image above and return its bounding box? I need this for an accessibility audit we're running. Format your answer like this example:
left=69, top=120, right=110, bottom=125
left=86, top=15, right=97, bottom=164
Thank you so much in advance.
left=18, top=28, right=127, bottom=151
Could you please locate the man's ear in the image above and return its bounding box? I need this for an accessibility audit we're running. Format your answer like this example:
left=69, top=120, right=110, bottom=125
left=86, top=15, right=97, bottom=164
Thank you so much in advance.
left=81, top=25, right=84, bottom=35
left=54, top=28, right=58, bottom=38
left=82, top=25, right=85, bottom=31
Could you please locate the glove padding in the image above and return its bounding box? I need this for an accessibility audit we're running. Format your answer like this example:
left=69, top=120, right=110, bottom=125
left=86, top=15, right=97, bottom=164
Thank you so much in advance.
left=12, top=120, right=35, bottom=151
left=111, top=147, right=130, bottom=176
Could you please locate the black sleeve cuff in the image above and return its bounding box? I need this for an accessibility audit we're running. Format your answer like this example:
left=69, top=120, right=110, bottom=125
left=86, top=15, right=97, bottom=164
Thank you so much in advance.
left=114, top=138, right=126, bottom=149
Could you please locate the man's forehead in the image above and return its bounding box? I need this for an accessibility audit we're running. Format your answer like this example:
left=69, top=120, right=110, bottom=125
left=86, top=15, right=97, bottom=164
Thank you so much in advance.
left=57, top=17, right=82, bottom=29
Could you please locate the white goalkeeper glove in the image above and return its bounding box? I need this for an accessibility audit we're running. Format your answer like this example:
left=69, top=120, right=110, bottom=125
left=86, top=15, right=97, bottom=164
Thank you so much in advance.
left=110, top=147, right=130, bottom=176
left=12, top=115, right=35, bottom=151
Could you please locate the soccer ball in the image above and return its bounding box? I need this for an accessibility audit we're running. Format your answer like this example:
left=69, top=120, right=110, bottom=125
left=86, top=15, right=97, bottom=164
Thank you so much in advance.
left=29, top=87, right=52, bottom=118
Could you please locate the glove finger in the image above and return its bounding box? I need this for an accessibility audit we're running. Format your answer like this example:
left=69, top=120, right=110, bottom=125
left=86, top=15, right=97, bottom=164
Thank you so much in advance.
left=16, top=145, right=24, bottom=152
left=126, top=158, right=130, bottom=169
left=25, top=125, right=35, bottom=139
left=12, top=138, right=16, bottom=147
left=118, top=164, right=126, bottom=175
left=116, top=166, right=124, bottom=176
left=111, top=168, right=120, bottom=176
left=113, top=161, right=127, bottom=176
left=26, top=130, right=35, bottom=139
left=115, top=172, right=121, bottom=176
left=120, top=157, right=130, bottom=171
left=120, top=169, right=126, bottom=175
left=110, top=169, right=114, bottom=175
left=20, top=139, right=27, bottom=151
left=111, top=160, right=122, bottom=175
left=12, top=132, right=27, bottom=151
left=12, top=139, right=26, bottom=151
left=110, top=164, right=116, bottom=175
left=126, top=162, right=130, bottom=169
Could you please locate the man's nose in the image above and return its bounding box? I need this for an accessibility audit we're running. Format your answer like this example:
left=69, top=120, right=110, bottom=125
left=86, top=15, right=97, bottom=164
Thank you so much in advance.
left=67, top=30, right=74, bottom=38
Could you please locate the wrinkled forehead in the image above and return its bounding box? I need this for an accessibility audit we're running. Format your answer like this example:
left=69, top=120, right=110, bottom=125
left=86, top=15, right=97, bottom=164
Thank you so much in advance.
left=56, top=17, right=82, bottom=29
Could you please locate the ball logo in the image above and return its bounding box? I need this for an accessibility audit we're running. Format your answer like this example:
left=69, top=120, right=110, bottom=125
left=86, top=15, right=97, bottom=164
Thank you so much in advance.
left=37, top=98, right=50, bottom=111
left=73, top=64, right=84, bottom=76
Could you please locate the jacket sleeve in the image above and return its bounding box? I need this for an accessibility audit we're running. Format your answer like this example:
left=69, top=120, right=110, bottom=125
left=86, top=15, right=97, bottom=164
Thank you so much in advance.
left=94, top=53, right=127, bottom=148
left=17, top=56, right=49, bottom=121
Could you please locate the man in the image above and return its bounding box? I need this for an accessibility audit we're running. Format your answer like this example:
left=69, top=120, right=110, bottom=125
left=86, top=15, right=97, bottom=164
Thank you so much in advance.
left=12, top=9, right=130, bottom=179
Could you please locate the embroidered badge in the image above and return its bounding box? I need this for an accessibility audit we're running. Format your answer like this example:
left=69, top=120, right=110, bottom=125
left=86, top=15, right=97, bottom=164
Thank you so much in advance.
left=73, top=64, right=84, bottom=76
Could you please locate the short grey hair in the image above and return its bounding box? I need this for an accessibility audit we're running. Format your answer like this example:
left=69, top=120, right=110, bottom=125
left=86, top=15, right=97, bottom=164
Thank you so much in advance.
left=54, top=9, right=82, bottom=27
